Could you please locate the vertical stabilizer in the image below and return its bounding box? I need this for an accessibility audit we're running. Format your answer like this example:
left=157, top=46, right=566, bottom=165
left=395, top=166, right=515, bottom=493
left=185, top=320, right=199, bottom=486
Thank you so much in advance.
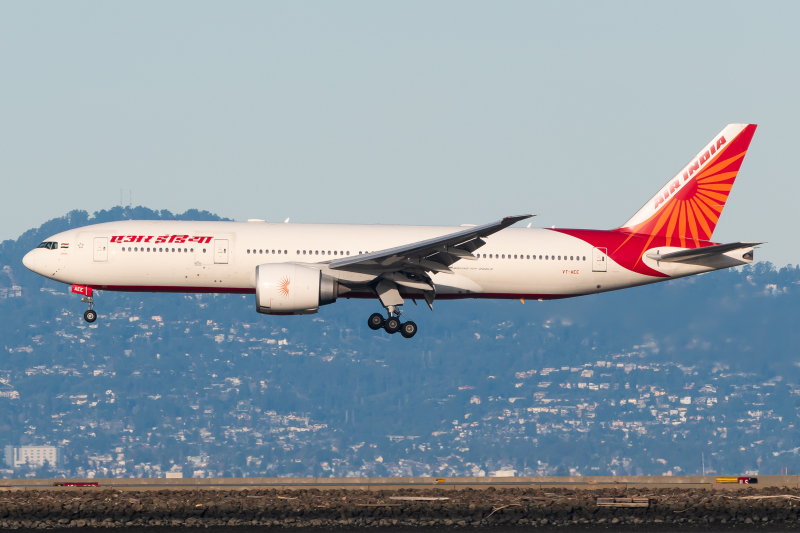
left=617, top=124, right=757, bottom=246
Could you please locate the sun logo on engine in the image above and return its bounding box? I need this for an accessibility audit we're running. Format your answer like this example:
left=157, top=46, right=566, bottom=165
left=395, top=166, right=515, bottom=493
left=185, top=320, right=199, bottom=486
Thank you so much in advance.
left=277, top=276, right=290, bottom=298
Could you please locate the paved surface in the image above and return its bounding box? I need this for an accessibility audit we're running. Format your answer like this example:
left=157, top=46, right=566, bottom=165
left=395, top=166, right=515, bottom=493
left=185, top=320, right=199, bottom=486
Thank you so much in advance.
left=0, top=475, right=797, bottom=491
left=6, top=524, right=797, bottom=533
left=2, top=485, right=800, bottom=529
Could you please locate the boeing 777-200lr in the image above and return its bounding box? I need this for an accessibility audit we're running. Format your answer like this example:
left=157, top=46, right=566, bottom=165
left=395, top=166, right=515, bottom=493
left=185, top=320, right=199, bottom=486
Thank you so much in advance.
left=23, top=124, right=761, bottom=338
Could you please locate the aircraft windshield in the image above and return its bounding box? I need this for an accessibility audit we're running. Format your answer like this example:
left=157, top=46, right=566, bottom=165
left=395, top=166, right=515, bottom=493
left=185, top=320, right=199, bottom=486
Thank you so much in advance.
left=36, top=242, right=58, bottom=250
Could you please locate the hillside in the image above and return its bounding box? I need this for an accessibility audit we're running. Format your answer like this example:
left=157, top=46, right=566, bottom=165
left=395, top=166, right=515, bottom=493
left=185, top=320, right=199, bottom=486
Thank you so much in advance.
left=1, top=209, right=799, bottom=479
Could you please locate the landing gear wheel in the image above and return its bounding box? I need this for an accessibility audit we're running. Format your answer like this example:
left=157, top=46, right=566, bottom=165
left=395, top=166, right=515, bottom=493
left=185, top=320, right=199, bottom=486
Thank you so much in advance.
left=84, top=310, right=97, bottom=323
left=384, top=317, right=401, bottom=334
left=400, top=321, right=418, bottom=339
left=368, top=313, right=385, bottom=330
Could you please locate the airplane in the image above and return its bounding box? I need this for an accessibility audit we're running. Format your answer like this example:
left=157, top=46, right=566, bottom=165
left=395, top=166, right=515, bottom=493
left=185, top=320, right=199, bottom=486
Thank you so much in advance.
left=23, top=124, right=760, bottom=339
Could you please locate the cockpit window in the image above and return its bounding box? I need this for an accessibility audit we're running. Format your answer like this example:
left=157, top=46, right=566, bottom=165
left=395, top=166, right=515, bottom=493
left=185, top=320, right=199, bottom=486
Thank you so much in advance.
left=37, top=242, right=58, bottom=250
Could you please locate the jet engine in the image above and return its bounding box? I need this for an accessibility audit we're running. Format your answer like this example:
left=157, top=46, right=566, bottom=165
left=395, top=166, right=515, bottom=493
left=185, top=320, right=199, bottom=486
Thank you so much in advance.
left=255, top=264, right=338, bottom=315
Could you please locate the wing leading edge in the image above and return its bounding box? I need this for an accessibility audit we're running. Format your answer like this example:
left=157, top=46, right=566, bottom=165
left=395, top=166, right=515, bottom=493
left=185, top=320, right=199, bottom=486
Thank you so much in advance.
left=328, top=214, right=535, bottom=274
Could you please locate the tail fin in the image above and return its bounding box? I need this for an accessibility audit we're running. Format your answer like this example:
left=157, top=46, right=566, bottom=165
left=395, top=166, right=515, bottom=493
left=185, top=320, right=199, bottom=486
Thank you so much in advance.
left=617, top=124, right=757, bottom=246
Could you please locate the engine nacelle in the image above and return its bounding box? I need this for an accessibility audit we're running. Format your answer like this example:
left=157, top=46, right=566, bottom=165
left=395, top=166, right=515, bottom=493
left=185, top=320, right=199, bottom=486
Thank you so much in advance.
left=255, top=264, right=338, bottom=315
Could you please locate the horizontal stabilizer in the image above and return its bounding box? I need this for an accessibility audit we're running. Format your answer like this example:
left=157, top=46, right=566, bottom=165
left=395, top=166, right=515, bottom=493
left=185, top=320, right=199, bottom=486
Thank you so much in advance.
left=646, top=242, right=763, bottom=263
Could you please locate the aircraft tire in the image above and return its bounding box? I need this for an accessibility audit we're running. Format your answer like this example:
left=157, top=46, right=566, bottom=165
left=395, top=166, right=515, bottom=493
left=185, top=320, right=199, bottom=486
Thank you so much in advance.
left=84, top=310, right=97, bottom=323
left=400, top=321, right=418, bottom=339
left=384, top=317, right=401, bottom=334
left=368, top=313, right=385, bottom=330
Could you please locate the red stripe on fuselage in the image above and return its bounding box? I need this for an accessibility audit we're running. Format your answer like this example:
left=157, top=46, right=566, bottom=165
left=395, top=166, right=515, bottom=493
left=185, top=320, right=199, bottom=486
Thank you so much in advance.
left=92, top=285, right=254, bottom=295
left=85, top=285, right=585, bottom=301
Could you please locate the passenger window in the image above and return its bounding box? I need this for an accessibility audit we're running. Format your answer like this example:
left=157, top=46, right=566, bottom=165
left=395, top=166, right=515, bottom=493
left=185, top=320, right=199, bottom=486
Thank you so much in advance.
left=247, top=249, right=250, bottom=254
left=202, top=248, right=206, bottom=253
left=315, top=251, right=318, bottom=255
left=334, top=251, right=337, bottom=256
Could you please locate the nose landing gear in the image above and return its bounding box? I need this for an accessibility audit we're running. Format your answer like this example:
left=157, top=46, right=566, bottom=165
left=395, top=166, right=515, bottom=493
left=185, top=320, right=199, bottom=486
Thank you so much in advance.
left=82, top=294, right=97, bottom=323
left=71, top=285, right=98, bottom=323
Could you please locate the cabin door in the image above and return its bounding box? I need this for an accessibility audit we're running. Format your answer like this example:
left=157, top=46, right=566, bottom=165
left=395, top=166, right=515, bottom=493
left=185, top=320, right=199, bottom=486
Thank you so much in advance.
left=93, top=238, right=108, bottom=262
left=214, top=239, right=229, bottom=264
left=592, top=247, right=607, bottom=272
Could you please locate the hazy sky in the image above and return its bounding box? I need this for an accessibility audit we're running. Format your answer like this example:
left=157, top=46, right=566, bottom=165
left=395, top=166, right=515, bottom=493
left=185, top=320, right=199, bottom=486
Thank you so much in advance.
left=2, top=2, right=798, bottom=265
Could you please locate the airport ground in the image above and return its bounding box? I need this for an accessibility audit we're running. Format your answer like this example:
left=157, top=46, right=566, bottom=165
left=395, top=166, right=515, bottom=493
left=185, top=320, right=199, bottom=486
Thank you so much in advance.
left=3, top=476, right=800, bottom=530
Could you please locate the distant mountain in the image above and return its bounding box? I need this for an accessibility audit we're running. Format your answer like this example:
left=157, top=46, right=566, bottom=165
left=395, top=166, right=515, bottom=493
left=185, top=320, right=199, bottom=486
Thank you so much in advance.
left=1, top=209, right=799, bottom=479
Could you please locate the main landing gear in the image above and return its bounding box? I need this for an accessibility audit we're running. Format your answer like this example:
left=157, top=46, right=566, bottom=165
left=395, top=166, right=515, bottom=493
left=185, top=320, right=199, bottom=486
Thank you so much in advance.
left=368, top=312, right=418, bottom=338
left=368, top=278, right=420, bottom=338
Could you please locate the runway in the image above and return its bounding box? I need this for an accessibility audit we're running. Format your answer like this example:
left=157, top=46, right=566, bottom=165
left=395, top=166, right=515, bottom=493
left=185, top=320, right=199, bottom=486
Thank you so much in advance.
left=0, top=475, right=796, bottom=491
left=2, top=477, right=799, bottom=530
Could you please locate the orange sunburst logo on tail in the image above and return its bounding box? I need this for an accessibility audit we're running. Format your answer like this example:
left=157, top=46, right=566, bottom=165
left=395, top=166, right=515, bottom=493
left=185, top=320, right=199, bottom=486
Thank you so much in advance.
left=277, top=276, right=290, bottom=298
left=614, top=124, right=757, bottom=264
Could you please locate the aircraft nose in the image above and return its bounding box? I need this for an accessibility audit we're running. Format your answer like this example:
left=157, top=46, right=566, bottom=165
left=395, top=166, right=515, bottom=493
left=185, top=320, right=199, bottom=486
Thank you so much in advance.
left=22, top=250, right=36, bottom=272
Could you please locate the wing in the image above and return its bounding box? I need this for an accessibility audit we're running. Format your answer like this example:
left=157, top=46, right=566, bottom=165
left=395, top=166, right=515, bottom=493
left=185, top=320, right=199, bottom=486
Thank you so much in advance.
left=329, top=214, right=535, bottom=274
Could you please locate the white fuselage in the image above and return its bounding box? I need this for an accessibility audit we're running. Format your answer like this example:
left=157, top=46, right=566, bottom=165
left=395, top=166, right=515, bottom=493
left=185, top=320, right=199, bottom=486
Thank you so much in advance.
left=24, top=220, right=744, bottom=302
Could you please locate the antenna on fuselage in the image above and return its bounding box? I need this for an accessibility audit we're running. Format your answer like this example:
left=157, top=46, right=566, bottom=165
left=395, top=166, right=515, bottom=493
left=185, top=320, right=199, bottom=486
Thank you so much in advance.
left=284, top=218, right=290, bottom=223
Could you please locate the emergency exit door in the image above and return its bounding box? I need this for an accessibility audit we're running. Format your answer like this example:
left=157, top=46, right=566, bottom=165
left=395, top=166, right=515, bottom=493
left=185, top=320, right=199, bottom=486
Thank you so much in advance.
left=214, top=239, right=229, bottom=264
left=93, top=237, right=108, bottom=262
left=592, top=247, right=607, bottom=272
